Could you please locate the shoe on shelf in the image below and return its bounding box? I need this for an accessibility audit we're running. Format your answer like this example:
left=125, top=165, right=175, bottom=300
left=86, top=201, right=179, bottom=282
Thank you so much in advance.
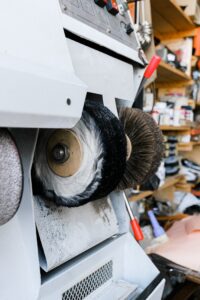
left=174, top=191, right=200, bottom=213
left=180, top=167, right=199, bottom=184
left=181, top=159, right=200, bottom=173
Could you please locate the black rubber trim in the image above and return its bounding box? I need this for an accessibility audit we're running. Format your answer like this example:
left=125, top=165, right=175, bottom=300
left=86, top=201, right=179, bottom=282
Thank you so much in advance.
left=135, top=273, right=164, bottom=300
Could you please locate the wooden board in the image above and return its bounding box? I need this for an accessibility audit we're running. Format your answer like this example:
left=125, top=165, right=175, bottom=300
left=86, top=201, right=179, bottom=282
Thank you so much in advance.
left=128, top=190, right=154, bottom=202
left=154, top=185, right=175, bottom=201
left=180, top=144, right=200, bottom=165
left=156, top=79, right=194, bottom=89
left=178, top=142, right=193, bottom=152
left=160, top=125, right=191, bottom=131
left=155, top=29, right=196, bottom=41
left=151, top=0, right=195, bottom=40
left=193, top=141, right=200, bottom=146
left=128, top=175, right=184, bottom=202
left=177, top=141, right=200, bottom=151
left=156, top=61, right=191, bottom=86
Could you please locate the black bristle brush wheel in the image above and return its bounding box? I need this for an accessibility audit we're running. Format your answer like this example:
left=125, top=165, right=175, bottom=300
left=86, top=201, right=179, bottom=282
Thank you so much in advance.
left=32, top=102, right=127, bottom=207
left=118, top=107, right=164, bottom=189
left=141, top=111, right=164, bottom=183
left=0, top=129, right=23, bottom=225
left=84, top=102, right=127, bottom=201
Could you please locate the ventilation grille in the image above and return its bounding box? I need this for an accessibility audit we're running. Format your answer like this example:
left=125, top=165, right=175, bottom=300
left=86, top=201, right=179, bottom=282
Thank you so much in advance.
left=62, top=261, right=113, bottom=300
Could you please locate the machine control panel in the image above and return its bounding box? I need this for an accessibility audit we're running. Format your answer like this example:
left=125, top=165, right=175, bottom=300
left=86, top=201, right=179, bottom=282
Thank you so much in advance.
left=94, top=0, right=107, bottom=8
left=106, top=0, right=119, bottom=16
left=60, top=0, right=138, bottom=50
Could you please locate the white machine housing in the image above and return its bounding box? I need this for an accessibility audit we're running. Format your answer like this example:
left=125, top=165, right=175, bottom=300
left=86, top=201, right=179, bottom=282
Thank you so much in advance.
left=0, top=1, right=165, bottom=299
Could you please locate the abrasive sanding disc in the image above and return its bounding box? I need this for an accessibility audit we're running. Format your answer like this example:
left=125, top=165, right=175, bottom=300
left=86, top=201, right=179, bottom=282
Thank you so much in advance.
left=0, top=129, right=23, bottom=225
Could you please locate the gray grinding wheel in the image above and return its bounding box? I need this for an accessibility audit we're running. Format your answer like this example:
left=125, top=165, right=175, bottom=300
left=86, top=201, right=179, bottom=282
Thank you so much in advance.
left=0, top=129, right=23, bottom=225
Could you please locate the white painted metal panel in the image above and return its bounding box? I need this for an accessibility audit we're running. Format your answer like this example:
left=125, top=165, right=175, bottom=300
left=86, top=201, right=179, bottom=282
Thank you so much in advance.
left=61, top=14, right=143, bottom=65
left=67, top=39, right=144, bottom=114
left=39, top=233, right=160, bottom=300
left=0, top=0, right=87, bottom=128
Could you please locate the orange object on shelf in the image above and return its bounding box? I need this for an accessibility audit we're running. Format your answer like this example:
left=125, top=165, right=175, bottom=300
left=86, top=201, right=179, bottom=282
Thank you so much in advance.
left=191, top=128, right=200, bottom=136
left=128, top=3, right=135, bottom=19
left=193, top=28, right=200, bottom=57
left=192, top=189, right=200, bottom=197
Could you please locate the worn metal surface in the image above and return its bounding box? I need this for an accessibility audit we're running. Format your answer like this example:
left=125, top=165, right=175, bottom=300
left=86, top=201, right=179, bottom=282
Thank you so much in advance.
left=34, top=196, right=118, bottom=271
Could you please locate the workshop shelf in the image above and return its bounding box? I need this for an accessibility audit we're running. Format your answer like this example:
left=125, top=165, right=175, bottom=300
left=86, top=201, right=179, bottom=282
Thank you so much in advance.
left=128, top=175, right=184, bottom=202
left=155, top=61, right=191, bottom=88
left=151, top=0, right=195, bottom=40
left=160, top=125, right=191, bottom=131
left=178, top=142, right=193, bottom=152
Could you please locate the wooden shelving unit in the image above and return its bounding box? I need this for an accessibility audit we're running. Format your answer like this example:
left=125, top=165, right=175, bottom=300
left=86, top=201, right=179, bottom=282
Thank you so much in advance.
left=128, top=175, right=184, bottom=202
left=178, top=141, right=200, bottom=151
left=151, top=0, right=195, bottom=40
left=131, top=1, right=198, bottom=205
left=156, top=61, right=192, bottom=88
left=178, top=142, right=193, bottom=152
left=160, top=125, right=191, bottom=131
left=193, top=141, right=200, bottom=146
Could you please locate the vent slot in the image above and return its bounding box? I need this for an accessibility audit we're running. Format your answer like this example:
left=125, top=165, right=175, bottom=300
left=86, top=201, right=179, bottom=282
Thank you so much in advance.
left=62, top=261, right=113, bottom=300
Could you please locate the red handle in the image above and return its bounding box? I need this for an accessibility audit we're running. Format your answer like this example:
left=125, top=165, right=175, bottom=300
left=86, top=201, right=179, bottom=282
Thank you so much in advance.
left=130, top=218, right=144, bottom=241
left=144, top=55, right=161, bottom=79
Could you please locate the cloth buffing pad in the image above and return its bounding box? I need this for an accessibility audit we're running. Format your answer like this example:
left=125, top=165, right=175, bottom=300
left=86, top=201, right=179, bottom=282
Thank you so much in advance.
left=33, top=103, right=127, bottom=207
left=0, top=129, right=23, bottom=225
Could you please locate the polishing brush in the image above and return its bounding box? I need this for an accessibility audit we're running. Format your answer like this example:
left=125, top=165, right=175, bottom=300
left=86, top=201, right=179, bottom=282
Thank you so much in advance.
left=118, top=107, right=164, bottom=189
left=33, top=102, right=127, bottom=207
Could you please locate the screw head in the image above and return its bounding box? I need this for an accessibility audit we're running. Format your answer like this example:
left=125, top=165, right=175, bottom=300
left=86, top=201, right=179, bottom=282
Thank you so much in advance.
left=51, top=143, right=70, bottom=164
left=66, top=98, right=71, bottom=105
left=62, top=4, right=67, bottom=11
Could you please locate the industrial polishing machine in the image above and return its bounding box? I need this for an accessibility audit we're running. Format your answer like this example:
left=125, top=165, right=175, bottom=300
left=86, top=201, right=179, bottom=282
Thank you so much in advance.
left=0, top=1, right=165, bottom=299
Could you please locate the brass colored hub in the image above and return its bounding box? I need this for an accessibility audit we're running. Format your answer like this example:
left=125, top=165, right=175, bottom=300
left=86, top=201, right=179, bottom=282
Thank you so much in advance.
left=47, top=129, right=83, bottom=177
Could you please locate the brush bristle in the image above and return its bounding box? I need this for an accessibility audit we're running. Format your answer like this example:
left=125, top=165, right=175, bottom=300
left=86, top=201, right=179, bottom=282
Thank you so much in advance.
left=118, top=108, right=164, bottom=189
left=33, top=103, right=127, bottom=207
left=141, top=111, right=164, bottom=183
